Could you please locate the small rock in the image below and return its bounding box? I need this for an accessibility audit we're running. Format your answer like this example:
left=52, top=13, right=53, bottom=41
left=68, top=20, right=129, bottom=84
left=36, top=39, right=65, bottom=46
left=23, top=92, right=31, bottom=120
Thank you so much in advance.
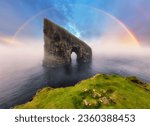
left=83, top=100, right=89, bottom=106
left=92, top=89, right=96, bottom=92
left=83, top=89, right=88, bottom=92
left=97, top=93, right=101, bottom=98
left=92, top=92, right=101, bottom=98
left=101, top=97, right=110, bottom=105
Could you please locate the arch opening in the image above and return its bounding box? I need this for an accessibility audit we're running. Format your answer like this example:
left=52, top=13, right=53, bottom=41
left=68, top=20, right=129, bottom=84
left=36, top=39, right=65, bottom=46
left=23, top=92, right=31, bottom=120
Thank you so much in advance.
left=71, top=46, right=80, bottom=63
left=71, top=52, right=77, bottom=65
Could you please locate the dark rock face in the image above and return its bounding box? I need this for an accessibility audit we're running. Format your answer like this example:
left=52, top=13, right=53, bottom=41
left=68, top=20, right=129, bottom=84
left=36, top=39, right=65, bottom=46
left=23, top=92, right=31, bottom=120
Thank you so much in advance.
left=43, top=18, right=92, bottom=67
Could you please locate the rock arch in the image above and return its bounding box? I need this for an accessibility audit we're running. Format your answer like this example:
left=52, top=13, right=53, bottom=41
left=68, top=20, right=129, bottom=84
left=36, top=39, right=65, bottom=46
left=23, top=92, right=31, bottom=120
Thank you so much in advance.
left=43, top=18, right=92, bottom=67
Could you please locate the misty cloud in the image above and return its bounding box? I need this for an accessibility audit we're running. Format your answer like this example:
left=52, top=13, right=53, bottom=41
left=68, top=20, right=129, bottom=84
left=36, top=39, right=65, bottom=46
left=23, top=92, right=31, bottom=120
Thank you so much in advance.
left=0, top=37, right=150, bottom=108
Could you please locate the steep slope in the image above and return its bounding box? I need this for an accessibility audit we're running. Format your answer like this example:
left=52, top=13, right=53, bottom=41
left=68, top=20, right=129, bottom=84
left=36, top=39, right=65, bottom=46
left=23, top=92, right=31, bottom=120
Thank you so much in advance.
left=15, top=74, right=150, bottom=109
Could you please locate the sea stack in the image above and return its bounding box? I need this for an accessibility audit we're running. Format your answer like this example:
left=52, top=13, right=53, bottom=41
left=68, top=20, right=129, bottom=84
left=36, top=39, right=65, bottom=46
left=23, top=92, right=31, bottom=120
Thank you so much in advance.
left=43, top=18, right=92, bottom=67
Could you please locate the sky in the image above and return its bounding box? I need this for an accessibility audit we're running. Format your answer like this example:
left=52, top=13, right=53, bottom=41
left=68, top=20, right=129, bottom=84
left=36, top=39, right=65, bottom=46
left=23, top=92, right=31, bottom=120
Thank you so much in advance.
left=0, top=0, right=150, bottom=45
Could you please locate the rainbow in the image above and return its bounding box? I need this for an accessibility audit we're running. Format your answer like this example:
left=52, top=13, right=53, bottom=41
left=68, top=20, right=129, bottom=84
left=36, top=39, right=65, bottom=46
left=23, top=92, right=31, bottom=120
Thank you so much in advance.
left=11, top=5, right=140, bottom=46
left=94, top=8, right=139, bottom=46
left=0, top=36, right=20, bottom=46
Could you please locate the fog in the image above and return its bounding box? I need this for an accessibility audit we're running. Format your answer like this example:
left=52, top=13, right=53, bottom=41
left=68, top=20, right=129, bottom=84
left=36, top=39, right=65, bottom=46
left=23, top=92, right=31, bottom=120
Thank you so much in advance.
left=90, top=41, right=150, bottom=82
left=0, top=43, right=43, bottom=87
left=0, top=39, right=150, bottom=108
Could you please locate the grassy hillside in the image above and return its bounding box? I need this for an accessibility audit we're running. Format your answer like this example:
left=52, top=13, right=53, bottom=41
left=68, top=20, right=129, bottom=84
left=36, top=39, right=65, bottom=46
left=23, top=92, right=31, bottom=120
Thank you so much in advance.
left=15, top=74, right=150, bottom=109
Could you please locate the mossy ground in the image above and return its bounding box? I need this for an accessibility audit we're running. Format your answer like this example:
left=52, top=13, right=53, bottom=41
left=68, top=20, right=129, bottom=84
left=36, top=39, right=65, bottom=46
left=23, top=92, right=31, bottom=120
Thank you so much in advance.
left=15, top=74, right=150, bottom=109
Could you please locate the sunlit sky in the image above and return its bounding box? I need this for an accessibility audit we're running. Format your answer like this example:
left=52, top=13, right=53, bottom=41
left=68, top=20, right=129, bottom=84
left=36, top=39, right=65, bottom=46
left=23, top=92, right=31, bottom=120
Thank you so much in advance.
left=0, top=0, right=150, bottom=45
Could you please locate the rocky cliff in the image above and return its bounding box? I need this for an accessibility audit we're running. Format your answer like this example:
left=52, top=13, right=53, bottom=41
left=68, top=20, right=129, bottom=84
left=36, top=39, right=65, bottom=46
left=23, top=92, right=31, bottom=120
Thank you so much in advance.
left=43, top=18, right=92, bottom=67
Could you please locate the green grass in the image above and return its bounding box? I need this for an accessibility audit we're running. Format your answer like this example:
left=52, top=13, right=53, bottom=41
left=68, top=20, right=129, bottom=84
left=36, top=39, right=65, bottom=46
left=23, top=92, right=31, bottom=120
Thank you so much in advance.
left=14, top=74, right=150, bottom=109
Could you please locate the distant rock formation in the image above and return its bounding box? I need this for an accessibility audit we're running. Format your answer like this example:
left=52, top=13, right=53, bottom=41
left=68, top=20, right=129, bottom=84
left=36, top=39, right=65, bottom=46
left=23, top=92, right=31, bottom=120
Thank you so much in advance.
left=43, top=18, right=92, bottom=67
